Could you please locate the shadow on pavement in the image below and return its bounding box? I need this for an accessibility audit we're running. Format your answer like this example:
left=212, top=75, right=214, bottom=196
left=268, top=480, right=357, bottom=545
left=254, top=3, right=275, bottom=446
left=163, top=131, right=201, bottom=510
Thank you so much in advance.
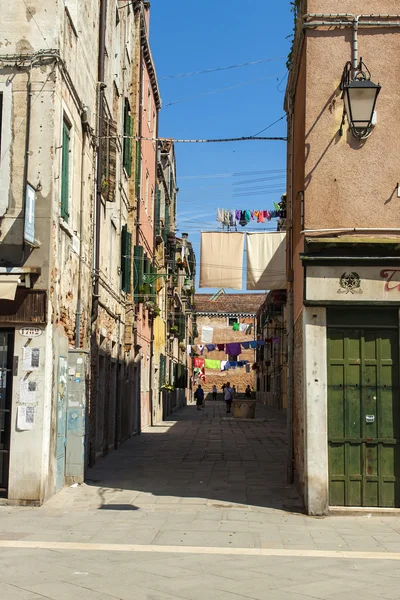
left=84, top=402, right=304, bottom=514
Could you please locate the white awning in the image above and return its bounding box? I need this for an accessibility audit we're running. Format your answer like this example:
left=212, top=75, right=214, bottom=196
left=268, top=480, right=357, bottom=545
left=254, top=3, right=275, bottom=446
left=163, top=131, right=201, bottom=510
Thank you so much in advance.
left=0, top=275, right=20, bottom=300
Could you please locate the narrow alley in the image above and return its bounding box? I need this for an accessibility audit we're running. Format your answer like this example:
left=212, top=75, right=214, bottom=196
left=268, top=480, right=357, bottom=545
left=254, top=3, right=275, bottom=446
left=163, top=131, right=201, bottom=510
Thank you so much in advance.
left=2, top=403, right=400, bottom=599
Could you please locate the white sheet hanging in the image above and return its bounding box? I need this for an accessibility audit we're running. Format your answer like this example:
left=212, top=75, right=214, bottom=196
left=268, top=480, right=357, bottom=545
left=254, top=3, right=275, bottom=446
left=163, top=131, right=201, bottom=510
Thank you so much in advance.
left=246, top=232, right=286, bottom=291
left=199, top=232, right=244, bottom=290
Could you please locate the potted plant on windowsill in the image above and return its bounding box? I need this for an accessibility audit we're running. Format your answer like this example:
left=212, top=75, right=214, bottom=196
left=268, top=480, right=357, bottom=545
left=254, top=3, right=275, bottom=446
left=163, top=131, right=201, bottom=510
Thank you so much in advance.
left=170, top=325, right=179, bottom=336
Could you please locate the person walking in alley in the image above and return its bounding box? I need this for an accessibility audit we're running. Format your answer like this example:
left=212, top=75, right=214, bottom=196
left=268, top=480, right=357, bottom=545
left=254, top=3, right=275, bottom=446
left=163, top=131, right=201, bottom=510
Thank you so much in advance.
left=212, top=384, right=217, bottom=401
left=194, top=384, right=204, bottom=411
left=245, top=385, right=251, bottom=398
left=224, top=381, right=234, bottom=414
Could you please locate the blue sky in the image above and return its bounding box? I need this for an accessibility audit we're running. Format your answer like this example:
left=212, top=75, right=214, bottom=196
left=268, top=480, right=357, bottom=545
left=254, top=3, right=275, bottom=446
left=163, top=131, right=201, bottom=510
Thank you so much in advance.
left=150, top=1, right=293, bottom=292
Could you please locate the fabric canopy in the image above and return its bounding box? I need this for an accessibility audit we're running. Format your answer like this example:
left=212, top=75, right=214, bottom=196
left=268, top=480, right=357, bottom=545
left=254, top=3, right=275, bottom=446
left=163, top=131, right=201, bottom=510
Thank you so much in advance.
left=199, top=232, right=244, bottom=290
left=246, top=232, right=286, bottom=291
left=0, top=275, right=20, bottom=300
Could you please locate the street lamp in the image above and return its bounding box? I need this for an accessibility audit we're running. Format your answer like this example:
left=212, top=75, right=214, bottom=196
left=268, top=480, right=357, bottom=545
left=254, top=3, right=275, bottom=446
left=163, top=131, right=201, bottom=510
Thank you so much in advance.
left=340, top=60, right=381, bottom=140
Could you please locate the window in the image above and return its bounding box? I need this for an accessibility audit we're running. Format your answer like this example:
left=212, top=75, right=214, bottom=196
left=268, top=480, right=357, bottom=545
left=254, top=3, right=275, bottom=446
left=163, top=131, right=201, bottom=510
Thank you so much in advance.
left=145, top=169, right=149, bottom=212
left=147, top=85, right=151, bottom=129
left=228, top=317, right=238, bottom=327
left=228, top=354, right=238, bottom=362
left=150, top=186, right=154, bottom=222
left=121, top=224, right=132, bottom=293
left=123, top=99, right=133, bottom=176
left=135, top=141, right=141, bottom=198
left=61, top=118, right=71, bottom=222
left=133, top=245, right=144, bottom=300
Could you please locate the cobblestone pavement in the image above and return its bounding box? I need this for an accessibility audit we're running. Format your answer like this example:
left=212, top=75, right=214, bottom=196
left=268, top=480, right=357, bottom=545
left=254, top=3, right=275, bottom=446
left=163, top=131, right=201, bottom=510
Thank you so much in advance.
left=1, top=401, right=400, bottom=599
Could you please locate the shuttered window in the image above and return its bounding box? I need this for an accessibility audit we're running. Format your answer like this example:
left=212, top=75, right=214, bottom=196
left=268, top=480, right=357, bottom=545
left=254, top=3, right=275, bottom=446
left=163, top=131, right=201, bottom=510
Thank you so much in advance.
left=135, top=140, right=141, bottom=197
left=133, top=245, right=144, bottom=299
left=163, top=202, right=170, bottom=244
left=155, top=187, right=161, bottom=238
left=121, top=224, right=132, bottom=293
left=61, top=119, right=70, bottom=222
left=159, top=354, right=166, bottom=388
left=123, top=99, right=133, bottom=176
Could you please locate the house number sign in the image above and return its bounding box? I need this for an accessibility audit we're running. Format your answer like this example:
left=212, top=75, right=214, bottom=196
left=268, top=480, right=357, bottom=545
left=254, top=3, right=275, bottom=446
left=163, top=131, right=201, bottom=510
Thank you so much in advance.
left=19, top=327, right=43, bottom=338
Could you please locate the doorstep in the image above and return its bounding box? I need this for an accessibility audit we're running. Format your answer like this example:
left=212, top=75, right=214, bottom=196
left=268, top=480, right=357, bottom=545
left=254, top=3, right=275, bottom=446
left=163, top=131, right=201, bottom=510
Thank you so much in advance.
left=329, top=506, right=400, bottom=516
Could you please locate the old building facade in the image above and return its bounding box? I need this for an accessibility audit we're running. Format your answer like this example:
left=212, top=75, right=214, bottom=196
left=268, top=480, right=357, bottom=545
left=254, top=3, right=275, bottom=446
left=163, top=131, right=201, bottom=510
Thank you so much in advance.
left=193, top=294, right=263, bottom=397
left=286, top=1, right=400, bottom=514
left=0, top=1, right=169, bottom=504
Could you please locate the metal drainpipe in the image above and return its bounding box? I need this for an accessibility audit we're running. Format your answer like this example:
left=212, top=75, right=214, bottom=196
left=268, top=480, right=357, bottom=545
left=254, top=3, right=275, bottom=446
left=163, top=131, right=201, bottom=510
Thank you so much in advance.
left=92, top=0, right=107, bottom=325
left=75, top=120, right=87, bottom=349
left=133, top=11, right=145, bottom=433
left=286, top=100, right=294, bottom=485
left=352, top=16, right=360, bottom=74
left=149, top=112, right=159, bottom=427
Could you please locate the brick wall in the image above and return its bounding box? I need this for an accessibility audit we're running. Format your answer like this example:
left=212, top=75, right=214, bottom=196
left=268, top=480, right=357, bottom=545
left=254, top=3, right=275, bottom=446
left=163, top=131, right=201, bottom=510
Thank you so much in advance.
left=293, top=309, right=305, bottom=502
left=194, top=315, right=257, bottom=395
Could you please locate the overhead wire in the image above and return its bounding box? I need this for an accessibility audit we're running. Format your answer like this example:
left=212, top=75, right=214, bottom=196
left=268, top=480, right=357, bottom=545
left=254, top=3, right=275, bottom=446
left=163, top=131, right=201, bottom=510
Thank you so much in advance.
left=164, top=74, right=283, bottom=107
left=160, top=56, right=287, bottom=80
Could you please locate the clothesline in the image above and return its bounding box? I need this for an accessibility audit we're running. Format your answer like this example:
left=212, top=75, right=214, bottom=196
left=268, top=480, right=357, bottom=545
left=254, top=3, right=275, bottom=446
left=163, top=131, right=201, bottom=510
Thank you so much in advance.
left=217, top=207, right=285, bottom=227
left=188, top=337, right=280, bottom=356
left=194, top=357, right=251, bottom=372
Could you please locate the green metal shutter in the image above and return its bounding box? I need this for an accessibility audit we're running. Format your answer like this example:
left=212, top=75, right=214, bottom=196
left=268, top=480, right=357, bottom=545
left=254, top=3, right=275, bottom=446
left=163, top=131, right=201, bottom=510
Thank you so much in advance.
left=160, top=354, right=166, bottom=388
left=155, top=187, right=161, bottom=237
left=143, top=256, right=151, bottom=296
left=133, top=245, right=144, bottom=299
left=61, top=121, right=70, bottom=222
left=123, top=101, right=133, bottom=177
left=163, top=203, right=170, bottom=244
left=121, top=225, right=132, bottom=293
left=135, top=141, right=141, bottom=197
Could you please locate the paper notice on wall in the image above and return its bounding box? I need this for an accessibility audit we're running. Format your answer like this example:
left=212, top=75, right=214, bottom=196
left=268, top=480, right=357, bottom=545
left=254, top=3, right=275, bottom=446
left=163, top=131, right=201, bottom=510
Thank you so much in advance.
left=201, top=326, right=213, bottom=344
left=17, top=405, right=35, bottom=431
left=23, top=347, right=40, bottom=371
left=20, top=379, right=37, bottom=404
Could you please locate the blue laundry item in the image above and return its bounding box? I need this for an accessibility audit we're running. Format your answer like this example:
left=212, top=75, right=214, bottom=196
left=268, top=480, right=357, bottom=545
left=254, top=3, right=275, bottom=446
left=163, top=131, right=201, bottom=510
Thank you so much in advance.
left=257, top=340, right=265, bottom=346
left=241, top=342, right=250, bottom=350
left=206, top=344, right=216, bottom=352
left=223, top=362, right=231, bottom=370
left=229, top=209, right=236, bottom=226
left=249, top=341, right=258, bottom=349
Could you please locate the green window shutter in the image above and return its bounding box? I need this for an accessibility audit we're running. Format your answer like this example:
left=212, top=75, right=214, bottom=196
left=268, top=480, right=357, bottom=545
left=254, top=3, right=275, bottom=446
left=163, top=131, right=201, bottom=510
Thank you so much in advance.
left=163, top=203, right=170, bottom=244
left=61, top=121, right=70, bottom=222
left=133, top=245, right=144, bottom=299
left=135, top=140, right=141, bottom=197
left=143, top=256, right=151, bottom=295
left=123, top=100, right=133, bottom=177
left=121, top=225, right=132, bottom=293
left=155, top=187, right=161, bottom=237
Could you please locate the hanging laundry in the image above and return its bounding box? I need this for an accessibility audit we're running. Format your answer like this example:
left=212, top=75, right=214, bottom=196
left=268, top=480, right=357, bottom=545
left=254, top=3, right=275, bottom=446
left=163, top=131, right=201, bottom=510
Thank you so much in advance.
left=254, top=210, right=259, bottom=220
left=250, top=210, right=255, bottom=220
left=216, top=208, right=224, bottom=223
left=244, top=210, right=251, bottom=223
left=217, top=344, right=225, bottom=352
left=272, top=336, right=280, bottom=344
left=241, top=341, right=250, bottom=350
left=246, top=324, right=253, bottom=335
left=246, top=232, right=286, bottom=291
left=197, top=344, right=204, bottom=355
left=193, top=357, right=205, bottom=368
left=201, top=325, right=213, bottom=344
left=246, top=363, right=251, bottom=373
left=206, top=344, right=216, bottom=352
left=187, top=345, right=192, bottom=355
left=257, top=340, right=265, bottom=346
left=199, top=232, right=244, bottom=290
left=220, top=360, right=228, bottom=371
left=232, top=321, right=239, bottom=331
left=226, top=342, right=241, bottom=356
left=257, top=211, right=265, bottom=223
left=249, top=341, right=258, bottom=349
left=223, top=362, right=231, bottom=370
left=205, top=359, right=221, bottom=370
left=237, top=361, right=248, bottom=368
left=239, top=323, right=247, bottom=332
left=229, top=209, right=236, bottom=227
left=235, top=209, right=241, bottom=221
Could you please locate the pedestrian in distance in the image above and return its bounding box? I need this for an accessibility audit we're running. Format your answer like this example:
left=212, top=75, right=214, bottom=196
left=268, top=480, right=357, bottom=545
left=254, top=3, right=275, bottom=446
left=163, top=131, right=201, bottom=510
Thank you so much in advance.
left=224, top=381, right=234, bottom=414
left=212, top=384, right=217, bottom=401
left=194, top=384, right=204, bottom=411
left=245, top=385, right=252, bottom=398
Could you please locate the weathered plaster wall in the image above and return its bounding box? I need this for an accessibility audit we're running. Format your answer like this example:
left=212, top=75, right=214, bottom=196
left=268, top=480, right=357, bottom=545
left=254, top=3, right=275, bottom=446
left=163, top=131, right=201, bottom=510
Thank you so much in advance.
left=304, top=7, right=400, bottom=230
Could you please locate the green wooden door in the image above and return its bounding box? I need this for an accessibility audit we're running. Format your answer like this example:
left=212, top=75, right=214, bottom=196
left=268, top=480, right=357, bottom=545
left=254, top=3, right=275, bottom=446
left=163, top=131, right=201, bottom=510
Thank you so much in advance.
left=328, top=312, right=400, bottom=507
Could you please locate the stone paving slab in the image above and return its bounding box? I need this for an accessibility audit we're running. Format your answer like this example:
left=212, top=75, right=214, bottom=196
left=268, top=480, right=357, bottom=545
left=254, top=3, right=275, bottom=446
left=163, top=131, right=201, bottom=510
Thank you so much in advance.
left=1, top=402, right=400, bottom=599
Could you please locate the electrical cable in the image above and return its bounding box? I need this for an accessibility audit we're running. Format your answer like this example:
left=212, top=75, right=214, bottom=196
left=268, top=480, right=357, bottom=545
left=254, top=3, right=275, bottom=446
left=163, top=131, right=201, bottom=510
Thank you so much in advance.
left=252, top=115, right=286, bottom=137
left=22, top=0, right=50, bottom=49
left=160, top=56, right=286, bottom=80
left=164, top=74, right=283, bottom=107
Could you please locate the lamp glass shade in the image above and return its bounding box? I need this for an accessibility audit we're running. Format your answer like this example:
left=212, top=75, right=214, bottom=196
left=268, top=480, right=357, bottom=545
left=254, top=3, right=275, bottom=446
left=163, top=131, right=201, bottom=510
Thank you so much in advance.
left=343, top=79, right=381, bottom=133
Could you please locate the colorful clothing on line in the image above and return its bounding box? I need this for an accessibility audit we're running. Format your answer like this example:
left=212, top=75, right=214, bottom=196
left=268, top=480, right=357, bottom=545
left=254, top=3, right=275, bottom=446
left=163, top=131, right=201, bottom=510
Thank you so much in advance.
left=205, top=359, right=221, bottom=370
